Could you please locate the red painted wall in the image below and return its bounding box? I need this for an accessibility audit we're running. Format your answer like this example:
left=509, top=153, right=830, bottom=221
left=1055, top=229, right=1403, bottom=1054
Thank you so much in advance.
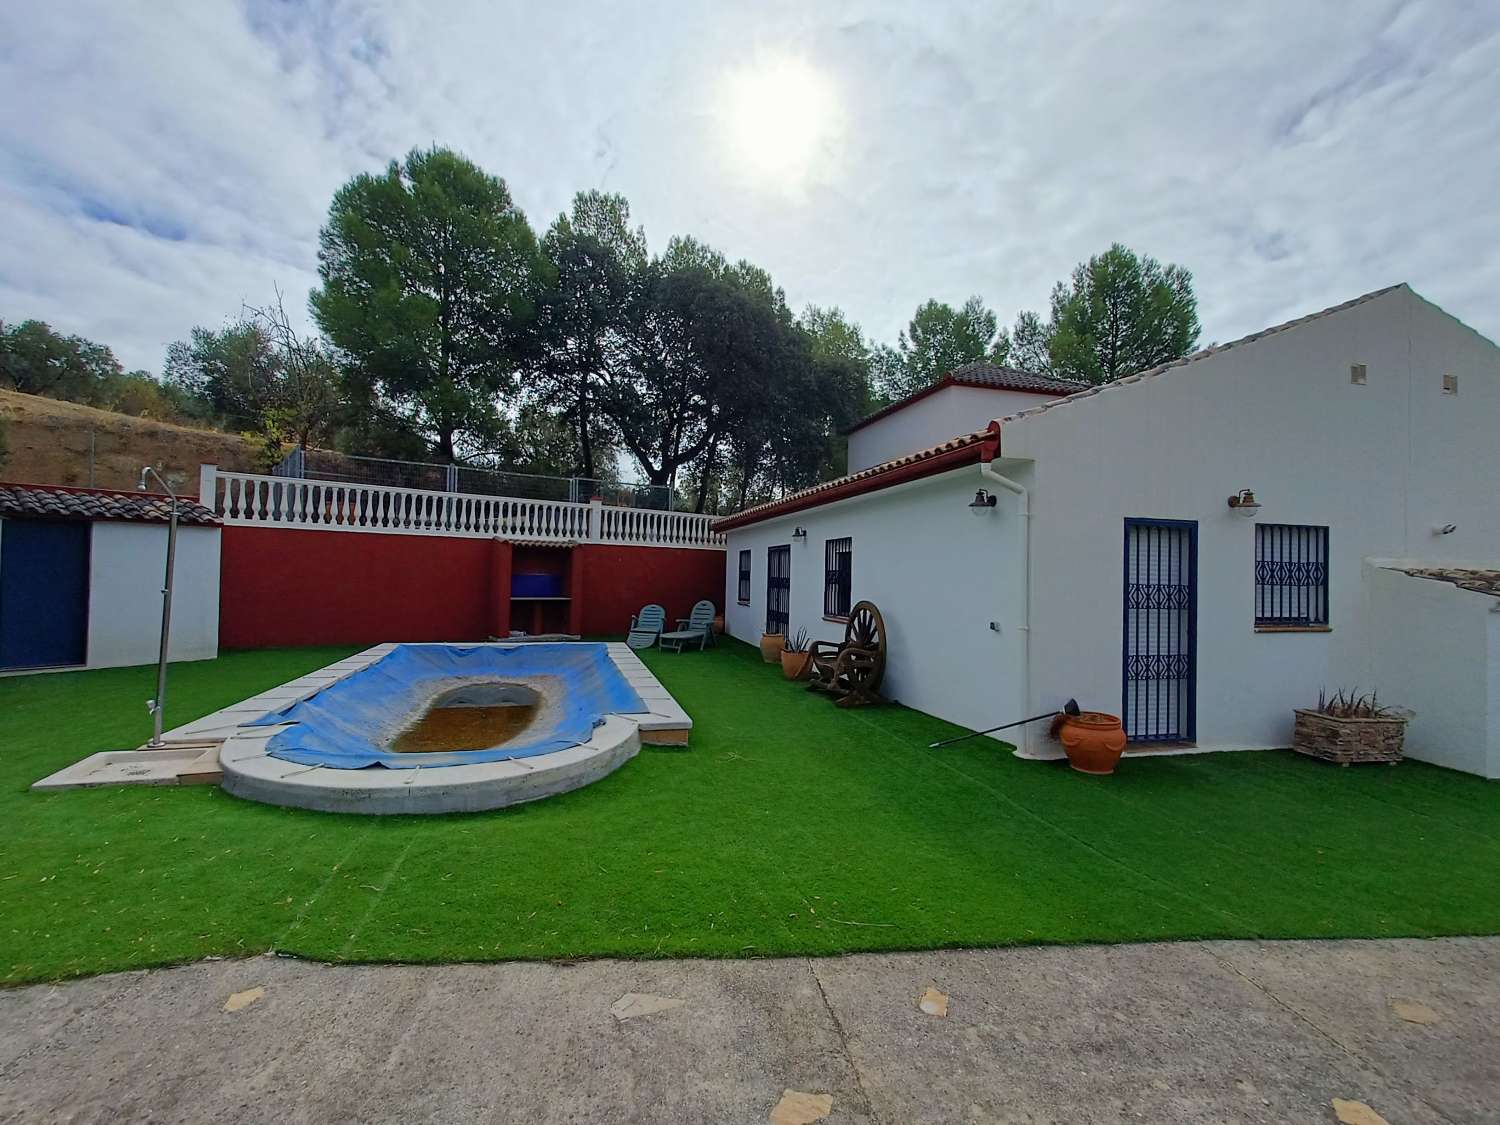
left=572, top=544, right=725, bottom=635
left=219, top=527, right=498, bottom=648
left=219, top=527, right=726, bottom=648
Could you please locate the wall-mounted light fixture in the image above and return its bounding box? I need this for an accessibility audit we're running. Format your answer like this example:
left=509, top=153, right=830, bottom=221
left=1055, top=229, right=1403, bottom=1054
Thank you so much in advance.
left=1226, top=488, right=1261, bottom=518
left=792, top=526, right=807, bottom=541
left=1433, top=523, right=1457, bottom=536
left=969, top=488, right=998, bottom=513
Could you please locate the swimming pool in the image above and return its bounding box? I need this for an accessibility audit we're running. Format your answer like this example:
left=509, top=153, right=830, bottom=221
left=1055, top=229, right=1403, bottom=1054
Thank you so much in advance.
left=217, top=642, right=691, bottom=814
left=249, top=643, right=647, bottom=769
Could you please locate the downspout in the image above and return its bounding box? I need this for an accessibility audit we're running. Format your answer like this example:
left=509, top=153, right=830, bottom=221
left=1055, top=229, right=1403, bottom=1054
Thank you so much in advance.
left=977, top=421, right=1034, bottom=756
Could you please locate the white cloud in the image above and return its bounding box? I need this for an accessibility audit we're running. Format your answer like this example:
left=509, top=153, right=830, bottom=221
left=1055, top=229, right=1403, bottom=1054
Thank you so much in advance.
left=1, top=0, right=1497, bottom=372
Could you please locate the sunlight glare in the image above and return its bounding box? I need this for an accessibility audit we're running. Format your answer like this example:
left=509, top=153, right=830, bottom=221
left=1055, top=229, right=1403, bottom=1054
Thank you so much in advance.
left=724, top=55, right=839, bottom=186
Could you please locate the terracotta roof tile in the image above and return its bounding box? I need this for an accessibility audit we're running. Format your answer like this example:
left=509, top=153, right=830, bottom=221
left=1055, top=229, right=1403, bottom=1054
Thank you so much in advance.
left=944, top=362, right=1092, bottom=395
left=1400, top=567, right=1500, bottom=598
left=846, top=364, right=1087, bottom=434
left=0, top=482, right=219, bottom=526
left=715, top=427, right=995, bottom=531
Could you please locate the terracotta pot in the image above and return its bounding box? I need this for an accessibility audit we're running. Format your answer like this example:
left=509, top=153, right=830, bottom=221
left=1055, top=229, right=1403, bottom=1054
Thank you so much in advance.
left=759, top=633, right=786, bottom=663
left=1058, top=712, right=1127, bottom=775
left=712, top=614, right=725, bottom=636
left=780, top=649, right=812, bottom=681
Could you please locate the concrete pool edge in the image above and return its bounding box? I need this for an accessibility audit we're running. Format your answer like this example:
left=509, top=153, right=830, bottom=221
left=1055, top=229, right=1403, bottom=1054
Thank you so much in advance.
left=216, top=641, right=690, bottom=814
left=220, top=713, right=645, bottom=814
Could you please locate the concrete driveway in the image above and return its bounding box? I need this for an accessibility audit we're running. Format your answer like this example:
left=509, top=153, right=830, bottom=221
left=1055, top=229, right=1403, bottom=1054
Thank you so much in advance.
left=1, top=937, right=1496, bottom=1124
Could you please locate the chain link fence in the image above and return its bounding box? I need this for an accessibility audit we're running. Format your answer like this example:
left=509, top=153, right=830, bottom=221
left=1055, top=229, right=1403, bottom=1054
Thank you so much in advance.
left=272, top=447, right=674, bottom=510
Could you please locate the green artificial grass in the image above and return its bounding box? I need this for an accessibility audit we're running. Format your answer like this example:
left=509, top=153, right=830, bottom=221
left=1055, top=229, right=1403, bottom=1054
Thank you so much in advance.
left=3, top=640, right=1499, bottom=984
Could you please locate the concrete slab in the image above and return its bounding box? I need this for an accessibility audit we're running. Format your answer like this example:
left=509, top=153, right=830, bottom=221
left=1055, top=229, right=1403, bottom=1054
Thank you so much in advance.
left=0, top=938, right=1493, bottom=1125
left=31, top=747, right=206, bottom=790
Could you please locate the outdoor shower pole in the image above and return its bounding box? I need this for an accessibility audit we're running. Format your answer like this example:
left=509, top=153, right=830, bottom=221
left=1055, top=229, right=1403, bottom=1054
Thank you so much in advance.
left=139, top=466, right=178, bottom=748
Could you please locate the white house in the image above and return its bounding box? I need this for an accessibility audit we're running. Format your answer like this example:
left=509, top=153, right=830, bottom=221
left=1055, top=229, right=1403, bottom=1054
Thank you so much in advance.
left=720, top=284, right=1500, bottom=778
left=0, top=483, right=220, bottom=672
left=845, top=363, right=1087, bottom=472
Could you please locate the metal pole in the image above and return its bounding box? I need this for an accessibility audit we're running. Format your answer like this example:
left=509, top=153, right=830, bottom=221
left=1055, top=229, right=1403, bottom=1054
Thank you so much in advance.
left=139, top=467, right=178, bottom=748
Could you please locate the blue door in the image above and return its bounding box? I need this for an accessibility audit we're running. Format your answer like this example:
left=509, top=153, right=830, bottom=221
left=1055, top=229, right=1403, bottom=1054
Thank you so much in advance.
left=0, top=519, right=91, bottom=669
left=1122, top=519, right=1197, bottom=742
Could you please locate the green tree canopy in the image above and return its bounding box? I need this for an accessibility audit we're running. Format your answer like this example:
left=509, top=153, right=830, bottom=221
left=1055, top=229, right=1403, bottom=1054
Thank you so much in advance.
left=1, top=318, right=124, bottom=403
left=3, top=318, right=199, bottom=421
left=877, top=295, right=1009, bottom=400
left=311, top=146, right=545, bottom=460
left=532, top=191, right=644, bottom=480
left=163, top=322, right=280, bottom=429
left=1043, top=243, right=1200, bottom=384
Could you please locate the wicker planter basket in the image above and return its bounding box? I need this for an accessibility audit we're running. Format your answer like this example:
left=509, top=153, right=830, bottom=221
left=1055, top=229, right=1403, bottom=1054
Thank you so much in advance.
left=1292, top=709, right=1406, bottom=766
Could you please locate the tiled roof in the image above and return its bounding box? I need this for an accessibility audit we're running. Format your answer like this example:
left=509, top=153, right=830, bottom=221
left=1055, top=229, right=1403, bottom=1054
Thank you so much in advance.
left=846, top=364, right=1088, bottom=435
left=714, top=426, right=997, bottom=532
left=1401, top=567, right=1500, bottom=598
left=1004, top=284, right=1409, bottom=425
left=0, top=482, right=219, bottom=526
left=945, top=362, right=1092, bottom=395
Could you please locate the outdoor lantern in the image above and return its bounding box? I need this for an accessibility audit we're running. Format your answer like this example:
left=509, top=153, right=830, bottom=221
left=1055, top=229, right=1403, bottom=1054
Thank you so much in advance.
left=792, top=526, right=808, bottom=541
left=969, top=488, right=998, bottom=513
left=1227, top=488, right=1261, bottom=518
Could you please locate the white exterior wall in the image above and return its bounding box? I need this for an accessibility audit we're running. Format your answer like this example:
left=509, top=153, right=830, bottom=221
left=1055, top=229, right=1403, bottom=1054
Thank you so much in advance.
left=848, top=385, right=1058, bottom=472
left=87, top=523, right=220, bottom=668
left=723, top=466, right=1028, bottom=739
left=1000, top=286, right=1500, bottom=752
left=1364, top=564, right=1499, bottom=778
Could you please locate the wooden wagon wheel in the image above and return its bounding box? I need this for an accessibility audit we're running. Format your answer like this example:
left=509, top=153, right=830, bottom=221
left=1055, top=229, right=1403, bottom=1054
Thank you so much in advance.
left=834, top=602, right=886, bottom=707
left=847, top=601, right=883, bottom=651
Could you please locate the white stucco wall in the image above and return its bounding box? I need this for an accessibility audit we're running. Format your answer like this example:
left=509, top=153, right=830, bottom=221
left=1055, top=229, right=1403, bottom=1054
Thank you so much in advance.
left=847, top=385, right=1061, bottom=472
left=724, top=465, right=1029, bottom=741
left=999, top=285, right=1500, bottom=753
left=1363, top=564, right=1498, bottom=778
left=727, top=286, right=1500, bottom=772
left=87, top=523, right=220, bottom=669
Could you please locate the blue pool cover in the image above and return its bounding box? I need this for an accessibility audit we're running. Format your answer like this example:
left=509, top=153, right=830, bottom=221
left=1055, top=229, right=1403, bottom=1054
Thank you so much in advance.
left=249, top=643, right=648, bottom=770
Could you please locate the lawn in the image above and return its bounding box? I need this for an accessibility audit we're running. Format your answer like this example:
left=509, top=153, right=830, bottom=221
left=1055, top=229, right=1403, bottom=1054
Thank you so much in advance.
left=4, top=640, right=1500, bottom=985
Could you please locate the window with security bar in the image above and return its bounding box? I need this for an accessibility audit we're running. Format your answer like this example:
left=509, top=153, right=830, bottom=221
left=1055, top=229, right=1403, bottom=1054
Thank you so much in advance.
left=823, top=537, right=851, bottom=618
left=737, top=549, right=751, bottom=604
left=1255, top=524, right=1329, bottom=626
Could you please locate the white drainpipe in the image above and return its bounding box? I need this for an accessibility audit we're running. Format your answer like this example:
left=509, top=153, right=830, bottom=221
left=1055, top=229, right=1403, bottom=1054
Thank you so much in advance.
left=979, top=457, right=1034, bottom=755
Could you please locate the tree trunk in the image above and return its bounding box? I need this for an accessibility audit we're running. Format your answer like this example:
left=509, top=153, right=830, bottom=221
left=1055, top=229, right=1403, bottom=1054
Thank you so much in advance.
left=694, top=437, right=718, bottom=514
left=576, top=393, right=594, bottom=483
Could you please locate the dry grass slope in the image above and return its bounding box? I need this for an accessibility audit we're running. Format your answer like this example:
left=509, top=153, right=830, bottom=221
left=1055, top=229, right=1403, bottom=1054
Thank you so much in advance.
left=0, top=389, right=261, bottom=493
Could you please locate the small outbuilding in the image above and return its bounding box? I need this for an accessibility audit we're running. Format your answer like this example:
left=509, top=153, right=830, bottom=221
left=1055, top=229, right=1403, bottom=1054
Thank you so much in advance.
left=0, top=483, right=220, bottom=672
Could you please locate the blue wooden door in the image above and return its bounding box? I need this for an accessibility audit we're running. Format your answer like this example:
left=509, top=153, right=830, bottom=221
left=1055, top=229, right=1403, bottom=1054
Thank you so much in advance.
left=0, top=519, right=91, bottom=669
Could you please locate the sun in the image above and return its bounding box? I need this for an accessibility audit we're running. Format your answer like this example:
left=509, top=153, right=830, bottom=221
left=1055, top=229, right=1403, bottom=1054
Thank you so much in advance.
left=723, top=55, right=839, bottom=186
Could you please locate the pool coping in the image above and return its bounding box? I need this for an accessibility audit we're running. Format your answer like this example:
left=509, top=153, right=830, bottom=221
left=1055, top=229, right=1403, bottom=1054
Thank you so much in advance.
left=162, top=642, right=691, bottom=746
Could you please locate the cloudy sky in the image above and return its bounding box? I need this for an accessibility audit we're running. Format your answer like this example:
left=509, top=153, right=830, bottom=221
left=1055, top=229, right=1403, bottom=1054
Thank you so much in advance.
left=2, top=1, right=1497, bottom=373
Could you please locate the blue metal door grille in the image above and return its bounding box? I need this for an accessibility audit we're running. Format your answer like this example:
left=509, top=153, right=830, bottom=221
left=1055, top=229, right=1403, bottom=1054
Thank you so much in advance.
left=766, top=545, right=790, bottom=635
left=1122, top=519, right=1197, bottom=742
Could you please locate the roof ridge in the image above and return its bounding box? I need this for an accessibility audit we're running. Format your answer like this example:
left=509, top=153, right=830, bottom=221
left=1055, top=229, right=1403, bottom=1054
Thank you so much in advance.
left=1003, top=283, right=1410, bottom=423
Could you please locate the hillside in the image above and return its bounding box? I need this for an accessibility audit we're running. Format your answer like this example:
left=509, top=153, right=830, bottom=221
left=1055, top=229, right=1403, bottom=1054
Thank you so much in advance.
left=0, top=389, right=263, bottom=494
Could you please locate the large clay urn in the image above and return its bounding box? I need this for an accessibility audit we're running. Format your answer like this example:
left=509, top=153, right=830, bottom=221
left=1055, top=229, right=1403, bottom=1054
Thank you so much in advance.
left=759, top=633, right=786, bottom=663
left=1058, top=712, right=1127, bottom=775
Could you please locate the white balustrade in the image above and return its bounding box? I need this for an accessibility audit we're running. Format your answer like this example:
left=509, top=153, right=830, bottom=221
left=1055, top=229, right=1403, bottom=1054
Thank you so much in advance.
left=199, top=467, right=725, bottom=549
